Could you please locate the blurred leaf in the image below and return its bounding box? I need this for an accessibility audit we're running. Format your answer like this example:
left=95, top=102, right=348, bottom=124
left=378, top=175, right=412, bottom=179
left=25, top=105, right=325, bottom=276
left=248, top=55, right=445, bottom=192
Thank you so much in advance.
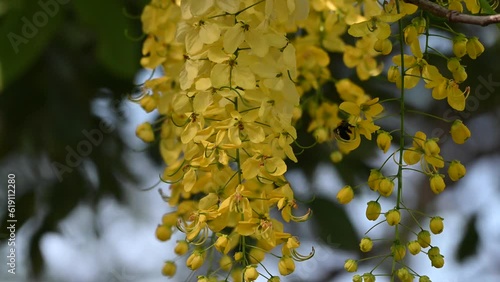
left=456, top=214, right=479, bottom=262
left=73, top=0, right=140, bottom=78
left=0, top=1, right=62, bottom=89
left=310, top=197, right=359, bottom=251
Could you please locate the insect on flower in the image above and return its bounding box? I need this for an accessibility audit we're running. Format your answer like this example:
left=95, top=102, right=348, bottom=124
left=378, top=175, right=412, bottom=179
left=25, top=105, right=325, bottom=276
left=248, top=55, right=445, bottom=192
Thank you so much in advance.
left=334, top=120, right=356, bottom=141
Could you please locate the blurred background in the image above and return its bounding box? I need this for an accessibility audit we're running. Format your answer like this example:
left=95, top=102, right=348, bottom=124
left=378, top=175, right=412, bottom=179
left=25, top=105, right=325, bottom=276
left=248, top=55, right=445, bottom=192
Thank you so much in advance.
left=1, top=1, right=500, bottom=281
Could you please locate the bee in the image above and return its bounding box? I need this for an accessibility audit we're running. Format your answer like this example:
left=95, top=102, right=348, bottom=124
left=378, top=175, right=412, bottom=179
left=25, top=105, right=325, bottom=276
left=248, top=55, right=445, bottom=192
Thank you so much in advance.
left=334, top=120, right=355, bottom=141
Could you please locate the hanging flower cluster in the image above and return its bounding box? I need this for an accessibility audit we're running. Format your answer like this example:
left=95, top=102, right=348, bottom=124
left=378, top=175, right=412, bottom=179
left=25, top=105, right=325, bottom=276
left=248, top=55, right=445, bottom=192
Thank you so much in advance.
left=138, top=1, right=315, bottom=281
left=135, top=0, right=484, bottom=281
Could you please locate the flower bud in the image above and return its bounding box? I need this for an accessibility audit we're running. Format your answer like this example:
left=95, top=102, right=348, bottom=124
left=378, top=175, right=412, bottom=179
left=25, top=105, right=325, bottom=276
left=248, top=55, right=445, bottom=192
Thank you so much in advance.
left=187, top=251, right=205, bottom=270
left=453, top=35, right=468, bottom=58
left=366, top=201, right=381, bottom=221
left=424, top=139, right=440, bottom=156
left=162, top=212, right=178, bottom=226
left=417, top=230, right=432, bottom=248
left=447, top=57, right=461, bottom=72
left=337, top=185, right=354, bottom=204
left=215, top=235, right=229, bottom=253
left=359, top=237, right=373, bottom=252
left=234, top=252, right=244, bottom=261
left=220, top=255, right=232, bottom=271
left=374, top=38, right=392, bottom=55
left=448, top=160, right=466, bottom=181
left=391, top=243, right=406, bottom=261
left=430, top=217, right=444, bottom=234
left=378, top=178, right=394, bottom=197
left=466, top=36, right=484, bottom=59
left=278, top=256, right=295, bottom=276
left=156, top=224, right=172, bottom=241
left=140, top=95, right=157, bottom=112
left=330, top=151, right=343, bottom=163
left=376, top=131, right=392, bottom=153
left=161, top=261, right=176, bottom=277
left=408, top=240, right=421, bottom=255
left=429, top=246, right=441, bottom=256
left=450, top=120, right=471, bottom=144
left=412, top=17, right=427, bottom=34
left=396, top=267, right=412, bottom=281
left=314, top=128, right=329, bottom=143
left=419, top=275, right=431, bottom=282
left=452, top=65, right=467, bottom=83
left=430, top=254, right=445, bottom=268
left=248, top=248, right=266, bottom=264
left=268, top=277, right=280, bottom=282
left=368, top=169, right=383, bottom=191
left=404, top=24, right=418, bottom=44
left=429, top=174, right=446, bottom=194
left=244, top=265, right=259, bottom=281
left=344, top=259, right=358, bottom=272
left=174, top=240, right=189, bottom=255
left=403, top=148, right=421, bottom=165
left=352, top=275, right=362, bottom=282
left=385, top=209, right=401, bottom=226
left=388, top=66, right=400, bottom=83
left=136, top=122, right=155, bottom=142
left=362, top=273, right=376, bottom=282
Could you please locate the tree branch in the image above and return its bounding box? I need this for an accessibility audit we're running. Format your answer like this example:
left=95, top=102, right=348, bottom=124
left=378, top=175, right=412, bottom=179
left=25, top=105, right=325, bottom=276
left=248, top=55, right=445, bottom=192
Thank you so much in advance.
left=404, top=0, right=500, bottom=26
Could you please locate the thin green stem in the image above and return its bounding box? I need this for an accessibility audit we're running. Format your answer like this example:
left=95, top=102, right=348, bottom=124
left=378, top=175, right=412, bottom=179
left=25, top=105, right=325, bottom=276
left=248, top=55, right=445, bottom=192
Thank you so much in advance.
left=393, top=1, right=406, bottom=281
left=406, top=109, right=451, bottom=122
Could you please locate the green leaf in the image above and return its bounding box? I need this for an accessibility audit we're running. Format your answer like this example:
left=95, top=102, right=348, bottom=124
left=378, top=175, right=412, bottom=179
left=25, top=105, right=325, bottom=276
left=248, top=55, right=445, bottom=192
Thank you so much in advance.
left=456, top=214, right=479, bottom=262
left=72, top=0, right=140, bottom=78
left=310, top=197, right=359, bottom=251
left=0, top=1, right=63, bottom=89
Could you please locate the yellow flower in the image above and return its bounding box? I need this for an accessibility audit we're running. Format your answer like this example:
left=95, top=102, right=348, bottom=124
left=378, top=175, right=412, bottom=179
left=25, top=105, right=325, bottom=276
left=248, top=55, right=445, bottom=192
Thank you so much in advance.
left=359, top=237, right=373, bottom=252
left=362, top=273, right=376, bottom=282
left=139, top=95, right=157, bottom=112
left=407, top=240, right=421, bottom=255
left=376, top=131, right=392, bottom=153
left=450, top=120, right=471, bottom=144
left=136, top=122, right=155, bottom=143
left=367, top=169, right=383, bottom=191
left=337, top=185, right=354, bottom=204
left=243, top=265, right=259, bottom=281
left=430, top=216, right=444, bottom=234
left=448, top=160, right=466, bottom=181
left=452, top=34, right=468, bottom=58
left=378, top=178, right=394, bottom=197
left=187, top=251, right=205, bottom=270
left=385, top=209, right=401, bottom=226
left=391, top=243, right=406, bottom=261
left=366, top=201, right=381, bottom=221
left=373, top=38, right=392, bottom=55
left=278, top=256, right=295, bottom=276
left=174, top=240, right=189, bottom=255
left=155, top=224, right=172, bottom=241
left=344, top=259, right=358, bottom=272
left=403, top=24, right=417, bottom=44
left=467, top=37, right=484, bottom=59
left=420, top=276, right=432, bottom=282
left=220, top=255, right=232, bottom=271
left=429, top=174, right=446, bottom=194
left=161, top=261, right=176, bottom=277
left=417, top=230, right=431, bottom=248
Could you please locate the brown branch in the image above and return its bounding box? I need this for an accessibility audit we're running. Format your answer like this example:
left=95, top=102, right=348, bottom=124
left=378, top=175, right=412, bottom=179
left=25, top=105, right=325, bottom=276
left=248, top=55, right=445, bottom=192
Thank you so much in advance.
left=404, top=0, right=500, bottom=26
